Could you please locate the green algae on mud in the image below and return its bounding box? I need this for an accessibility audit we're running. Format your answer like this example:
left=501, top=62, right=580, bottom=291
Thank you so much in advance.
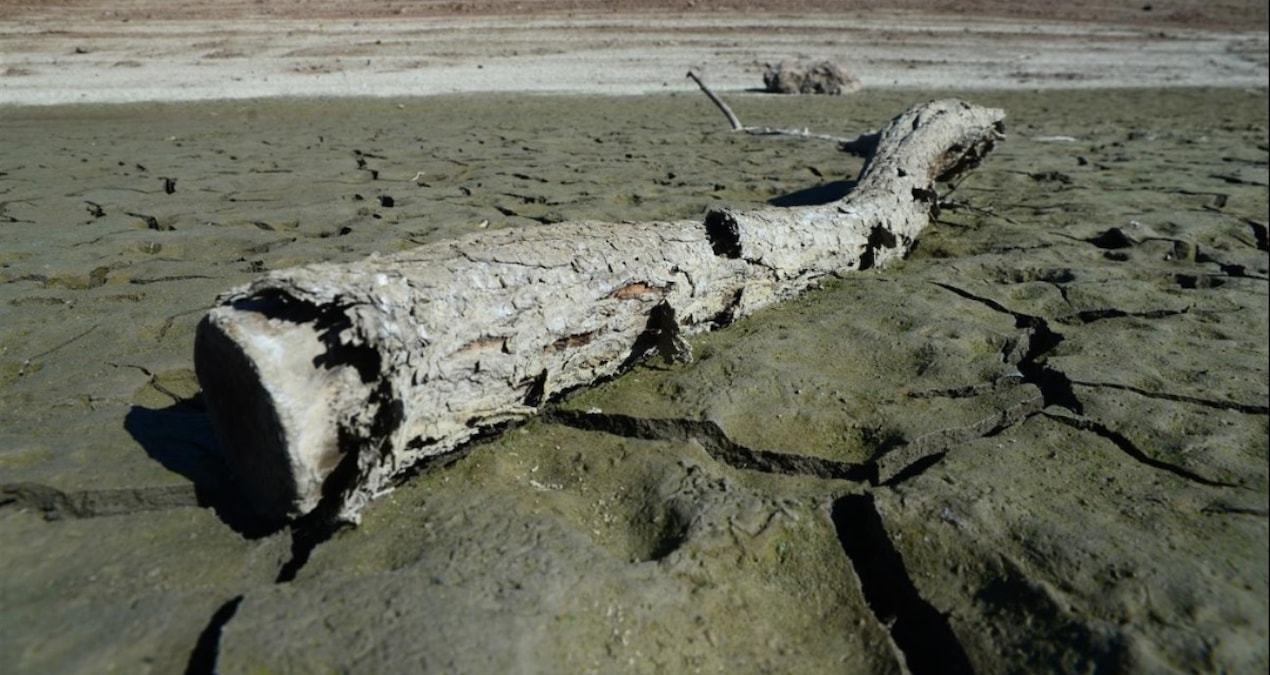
left=0, top=87, right=1267, bottom=673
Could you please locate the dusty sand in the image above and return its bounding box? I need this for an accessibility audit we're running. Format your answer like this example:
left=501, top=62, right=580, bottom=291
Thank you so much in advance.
left=2, top=1, right=1267, bottom=103
left=1, top=2, right=1268, bottom=674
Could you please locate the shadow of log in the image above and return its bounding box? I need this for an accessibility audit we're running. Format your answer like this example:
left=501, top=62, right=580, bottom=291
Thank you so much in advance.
left=768, top=179, right=856, bottom=207
left=124, top=398, right=281, bottom=538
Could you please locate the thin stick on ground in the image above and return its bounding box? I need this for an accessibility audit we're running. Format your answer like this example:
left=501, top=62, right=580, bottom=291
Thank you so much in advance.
left=686, top=69, right=743, bottom=131
left=686, top=69, right=868, bottom=146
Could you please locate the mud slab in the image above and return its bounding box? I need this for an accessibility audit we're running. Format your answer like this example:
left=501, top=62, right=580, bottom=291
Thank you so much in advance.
left=1, top=86, right=1267, bottom=673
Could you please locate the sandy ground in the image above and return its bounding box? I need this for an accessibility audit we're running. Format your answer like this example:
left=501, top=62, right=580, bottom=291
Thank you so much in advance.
left=1, top=2, right=1267, bottom=104
left=1, top=2, right=1268, bottom=674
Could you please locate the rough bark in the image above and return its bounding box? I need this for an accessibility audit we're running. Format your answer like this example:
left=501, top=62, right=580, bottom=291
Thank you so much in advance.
left=194, top=99, right=1006, bottom=523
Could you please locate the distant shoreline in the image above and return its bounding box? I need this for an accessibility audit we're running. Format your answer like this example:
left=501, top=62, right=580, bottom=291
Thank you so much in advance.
left=2, top=11, right=1266, bottom=106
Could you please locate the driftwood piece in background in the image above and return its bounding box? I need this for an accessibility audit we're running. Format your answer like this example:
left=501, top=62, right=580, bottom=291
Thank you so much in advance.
left=195, top=100, right=1005, bottom=523
left=763, top=60, right=862, bottom=95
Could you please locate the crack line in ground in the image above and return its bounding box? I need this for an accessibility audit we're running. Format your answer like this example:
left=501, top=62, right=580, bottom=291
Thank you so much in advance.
left=928, top=283, right=1258, bottom=491
left=0, top=482, right=200, bottom=519
left=274, top=493, right=352, bottom=584
left=882, top=394, right=1045, bottom=483
left=184, top=595, right=243, bottom=675
left=1072, top=379, right=1270, bottom=414
left=1055, top=307, right=1190, bottom=325
left=1246, top=219, right=1268, bottom=251
left=906, top=374, right=1026, bottom=399
left=546, top=408, right=876, bottom=482
left=0, top=479, right=276, bottom=538
left=1043, top=412, right=1241, bottom=488
left=549, top=394, right=1045, bottom=489
left=547, top=410, right=992, bottom=673
left=832, top=494, right=976, bottom=675
left=868, top=394, right=1045, bottom=487
left=930, top=282, right=1082, bottom=414
left=1201, top=503, right=1270, bottom=517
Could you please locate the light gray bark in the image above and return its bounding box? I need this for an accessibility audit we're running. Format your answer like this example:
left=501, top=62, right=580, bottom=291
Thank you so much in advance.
left=194, top=99, right=1005, bottom=523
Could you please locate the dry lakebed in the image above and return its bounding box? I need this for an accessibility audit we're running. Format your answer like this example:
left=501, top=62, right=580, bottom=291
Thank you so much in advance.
left=1, top=4, right=1268, bottom=674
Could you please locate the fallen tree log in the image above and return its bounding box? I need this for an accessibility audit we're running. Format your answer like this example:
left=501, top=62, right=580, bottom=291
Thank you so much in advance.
left=195, top=99, right=1005, bottom=523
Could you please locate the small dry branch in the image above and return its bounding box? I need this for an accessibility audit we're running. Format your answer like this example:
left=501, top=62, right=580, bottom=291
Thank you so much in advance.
left=686, top=69, right=743, bottom=131
left=686, top=69, right=862, bottom=145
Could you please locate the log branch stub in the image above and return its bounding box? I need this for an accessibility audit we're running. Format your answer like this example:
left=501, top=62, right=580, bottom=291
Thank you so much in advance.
left=195, top=99, right=1006, bottom=523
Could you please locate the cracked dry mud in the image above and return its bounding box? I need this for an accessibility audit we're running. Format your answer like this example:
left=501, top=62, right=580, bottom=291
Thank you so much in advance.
left=1, top=88, right=1267, bottom=673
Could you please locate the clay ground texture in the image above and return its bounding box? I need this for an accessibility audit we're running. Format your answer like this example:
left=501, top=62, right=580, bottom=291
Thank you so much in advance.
left=1, top=1, right=1268, bottom=673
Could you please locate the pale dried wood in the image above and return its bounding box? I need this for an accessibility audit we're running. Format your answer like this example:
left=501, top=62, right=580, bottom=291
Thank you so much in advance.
left=195, top=99, right=1006, bottom=523
left=687, top=69, right=861, bottom=144
left=686, top=69, right=743, bottom=131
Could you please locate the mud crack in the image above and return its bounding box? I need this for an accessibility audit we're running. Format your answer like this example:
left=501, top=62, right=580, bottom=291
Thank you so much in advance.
left=928, top=283, right=1260, bottom=490
left=1055, top=307, right=1189, bottom=326
left=185, top=595, right=243, bottom=675
left=1200, top=502, right=1270, bottom=518
left=546, top=410, right=986, bottom=673
left=1247, top=219, right=1269, bottom=252
left=274, top=488, right=354, bottom=583
left=931, top=282, right=1081, bottom=413
left=1071, top=379, right=1270, bottom=415
left=905, top=374, right=1026, bottom=399
left=1043, top=411, right=1241, bottom=488
left=832, top=494, right=975, bottom=675
left=1, top=482, right=199, bottom=519
left=549, top=396, right=1044, bottom=489
left=547, top=409, right=875, bottom=482
left=876, top=393, right=1045, bottom=486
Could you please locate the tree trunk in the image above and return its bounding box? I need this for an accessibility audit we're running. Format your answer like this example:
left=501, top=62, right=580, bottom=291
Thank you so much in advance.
left=194, top=99, right=1006, bottom=523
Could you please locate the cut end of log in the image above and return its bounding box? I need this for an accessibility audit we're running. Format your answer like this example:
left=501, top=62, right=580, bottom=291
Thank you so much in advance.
left=195, top=295, right=353, bottom=520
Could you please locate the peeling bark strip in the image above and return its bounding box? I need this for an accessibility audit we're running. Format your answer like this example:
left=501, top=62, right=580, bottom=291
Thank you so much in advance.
left=195, top=100, right=1006, bottom=522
